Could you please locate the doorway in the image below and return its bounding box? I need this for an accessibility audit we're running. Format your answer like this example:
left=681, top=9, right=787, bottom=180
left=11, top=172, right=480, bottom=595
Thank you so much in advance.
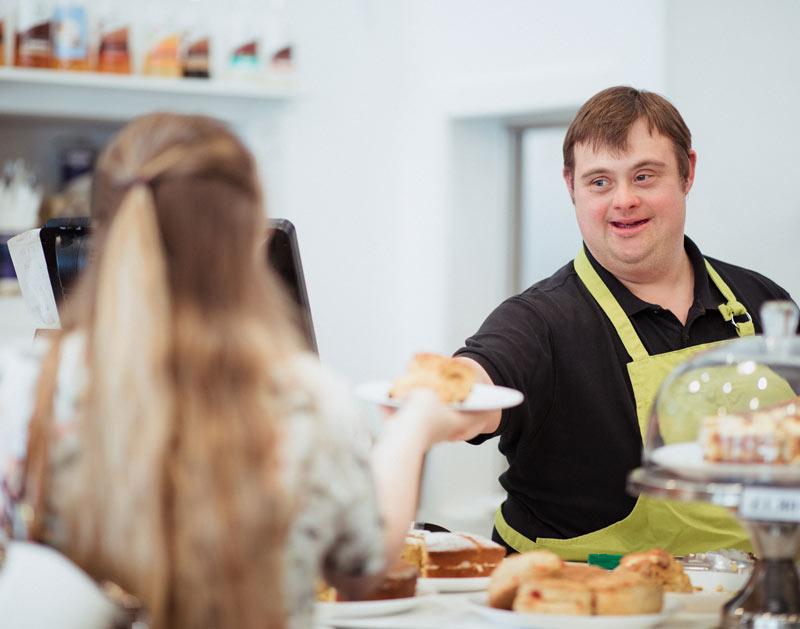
left=509, top=116, right=581, bottom=293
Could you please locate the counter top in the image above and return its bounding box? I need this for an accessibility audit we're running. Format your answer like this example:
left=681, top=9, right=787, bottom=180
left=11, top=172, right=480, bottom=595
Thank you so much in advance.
left=313, top=589, right=722, bottom=629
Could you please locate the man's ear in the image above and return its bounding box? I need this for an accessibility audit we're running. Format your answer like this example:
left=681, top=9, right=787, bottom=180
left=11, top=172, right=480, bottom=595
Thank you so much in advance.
left=563, top=168, right=575, bottom=203
left=684, top=150, right=697, bottom=194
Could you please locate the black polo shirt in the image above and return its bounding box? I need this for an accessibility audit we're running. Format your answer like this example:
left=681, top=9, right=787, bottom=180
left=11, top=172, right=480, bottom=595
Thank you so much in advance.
left=455, top=236, right=792, bottom=549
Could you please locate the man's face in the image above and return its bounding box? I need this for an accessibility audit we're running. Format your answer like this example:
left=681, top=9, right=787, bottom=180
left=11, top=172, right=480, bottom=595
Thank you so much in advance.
left=564, top=118, right=696, bottom=281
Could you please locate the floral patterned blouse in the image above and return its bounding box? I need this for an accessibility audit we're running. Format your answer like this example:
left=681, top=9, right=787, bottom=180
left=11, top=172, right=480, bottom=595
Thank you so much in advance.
left=0, top=335, right=385, bottom=629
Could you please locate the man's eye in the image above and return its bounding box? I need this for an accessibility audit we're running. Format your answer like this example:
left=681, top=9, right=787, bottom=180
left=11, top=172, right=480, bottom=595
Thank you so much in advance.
left=635, top=173, right=651, bottom=182
left=591, top=178, right=609, bottom=187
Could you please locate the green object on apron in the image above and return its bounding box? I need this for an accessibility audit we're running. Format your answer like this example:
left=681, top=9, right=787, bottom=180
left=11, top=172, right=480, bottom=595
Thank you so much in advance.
left=494, top=248, right=759, bottom=560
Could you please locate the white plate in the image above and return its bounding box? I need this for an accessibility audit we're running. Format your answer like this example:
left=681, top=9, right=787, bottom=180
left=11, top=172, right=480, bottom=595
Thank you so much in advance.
left=650, top=442, right=800, bottom=482
left=688, top=569, right=749, bottom=595
left=417, top=576, right=490, bottom=593
left=466, top=592, right=681, bottom=629
left=665, top=591, right=729, bottom=616
left=664, top=567, right=750, bottom=617
left=315, top=596, right=419, bottom=621
left=355, top=381, right=524, bottom=411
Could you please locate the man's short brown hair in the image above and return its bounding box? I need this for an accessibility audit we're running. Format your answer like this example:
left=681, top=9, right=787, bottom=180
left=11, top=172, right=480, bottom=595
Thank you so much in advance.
left=563, top=86, right=692, bottom=183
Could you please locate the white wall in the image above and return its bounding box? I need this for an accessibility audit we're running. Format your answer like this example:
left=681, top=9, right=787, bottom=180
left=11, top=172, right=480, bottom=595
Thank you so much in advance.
left=666, top=0, right=800, bottom=302
left=277, top=0, right=668, bottom=532
left=519, top=125, right=583, bottom=292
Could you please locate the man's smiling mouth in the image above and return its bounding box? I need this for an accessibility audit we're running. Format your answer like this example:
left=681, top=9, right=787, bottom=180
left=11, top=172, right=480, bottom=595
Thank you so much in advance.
left=611, top=219, right=649, bottom=229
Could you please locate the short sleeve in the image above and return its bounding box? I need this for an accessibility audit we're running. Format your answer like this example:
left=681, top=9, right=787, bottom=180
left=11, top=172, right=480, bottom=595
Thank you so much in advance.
left=455, top=293, right=556, bottom=445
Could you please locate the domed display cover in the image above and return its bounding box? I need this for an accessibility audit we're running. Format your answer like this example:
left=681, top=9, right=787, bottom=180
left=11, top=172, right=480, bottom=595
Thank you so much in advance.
left=645, top=301, right=800, bottom=484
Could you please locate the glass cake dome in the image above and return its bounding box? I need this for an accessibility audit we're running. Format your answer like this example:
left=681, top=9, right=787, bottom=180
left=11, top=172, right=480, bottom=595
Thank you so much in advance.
left=645, top=300, right=800, bottom=484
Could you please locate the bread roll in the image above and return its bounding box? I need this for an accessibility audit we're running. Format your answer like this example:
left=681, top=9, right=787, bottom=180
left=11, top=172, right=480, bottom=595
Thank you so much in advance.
left=488, top=550, right=564, bottom=609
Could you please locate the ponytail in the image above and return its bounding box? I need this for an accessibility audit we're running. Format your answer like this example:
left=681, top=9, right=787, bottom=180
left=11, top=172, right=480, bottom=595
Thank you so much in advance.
left=75, top=183, right=174, bottom=625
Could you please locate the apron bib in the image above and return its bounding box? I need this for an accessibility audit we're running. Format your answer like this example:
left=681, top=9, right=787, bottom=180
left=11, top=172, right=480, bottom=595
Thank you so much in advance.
left=494, top=249, right=757, bottom=560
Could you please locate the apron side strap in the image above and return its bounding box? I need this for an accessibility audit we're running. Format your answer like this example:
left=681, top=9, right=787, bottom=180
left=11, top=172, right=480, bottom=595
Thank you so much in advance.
left=705, top=259, right=756, bottom=337
left=717, top=301, right=755, bottom=336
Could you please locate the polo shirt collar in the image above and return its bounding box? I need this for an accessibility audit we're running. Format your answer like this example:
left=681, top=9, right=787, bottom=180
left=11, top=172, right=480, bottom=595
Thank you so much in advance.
left=581, top=236, right=717, bottom=317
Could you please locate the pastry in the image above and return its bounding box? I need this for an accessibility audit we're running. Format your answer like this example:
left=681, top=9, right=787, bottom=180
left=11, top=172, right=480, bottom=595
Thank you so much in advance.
left=362, top=561, right=418, bottom=600
left=513, top=578, right=592, bottom=615
left=488, top=550, right=564, bottom=609
left=389, top=353, right=476, bottom=404
left=402, top=530, right=505, bottom=578
left=699, top=396, right=800, bottom=465
left=617, top=547, right=693, bottom=593
left=588, top=571, right=663, bottom=614
left=316, top=560, right=418, bottom=601
left=488, top=548, right=669, bottom=615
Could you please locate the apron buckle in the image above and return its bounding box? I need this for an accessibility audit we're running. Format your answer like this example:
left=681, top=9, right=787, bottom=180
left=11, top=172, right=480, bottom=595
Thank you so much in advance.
left=731, top=312, right=753, bottom=330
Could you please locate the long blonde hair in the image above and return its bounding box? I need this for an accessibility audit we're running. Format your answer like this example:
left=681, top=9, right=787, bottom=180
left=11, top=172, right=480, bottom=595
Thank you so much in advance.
left=26, top=113, right=303, bottom=629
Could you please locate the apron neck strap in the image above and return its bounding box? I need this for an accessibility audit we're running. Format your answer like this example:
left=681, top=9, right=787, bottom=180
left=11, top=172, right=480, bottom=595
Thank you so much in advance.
left=704, top=259, right=755, bottom=337
left=574, top=248, right=649, bottom=361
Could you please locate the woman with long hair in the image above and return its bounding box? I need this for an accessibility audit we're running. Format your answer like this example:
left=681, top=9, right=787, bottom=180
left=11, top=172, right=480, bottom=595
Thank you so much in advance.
left=0, top=113, right=466, bottom=628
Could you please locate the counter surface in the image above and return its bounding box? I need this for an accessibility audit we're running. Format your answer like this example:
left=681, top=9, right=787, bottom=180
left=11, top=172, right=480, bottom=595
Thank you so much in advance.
left=313, top=590, right=722, bottom=629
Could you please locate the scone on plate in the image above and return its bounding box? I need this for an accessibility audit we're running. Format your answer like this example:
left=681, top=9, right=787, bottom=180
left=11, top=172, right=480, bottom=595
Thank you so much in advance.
left=488, top=550, right=564, bottom=609
left=616, top=547, right=693, bottom=593
left=488, top=548, right=667, bottom=615
left=510, top=568, right=663, bottom=616
left=588, top=571, right=664, bottom=615
left=559, top=563, right=608, bottom=582
left=512, top=578, right=592, bottom=615
left=389, top=353, right=476, bottom=404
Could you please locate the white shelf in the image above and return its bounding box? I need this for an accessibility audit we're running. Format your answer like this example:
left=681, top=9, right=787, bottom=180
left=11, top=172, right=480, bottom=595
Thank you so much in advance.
left=0, top=67, right=293, bottom=123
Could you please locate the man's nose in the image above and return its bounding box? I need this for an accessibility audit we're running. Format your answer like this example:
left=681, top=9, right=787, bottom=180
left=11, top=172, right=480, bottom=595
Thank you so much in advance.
left=612, top=182, right=640, bottom=210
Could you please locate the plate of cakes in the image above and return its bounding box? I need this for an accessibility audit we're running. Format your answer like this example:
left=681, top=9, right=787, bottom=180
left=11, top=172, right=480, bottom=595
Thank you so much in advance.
left=403, top=529, right=505, bottom=593
left=651, top=396, right=800, bottom=482
left=468, top=593, right=682, bottom=629
left=356, top=353, right=524, bottom=411
left=315, top=596, right=418, bottom=621
left=468, top=548, right=686, bottom=628
left=315, top=560, right=421, bottom=620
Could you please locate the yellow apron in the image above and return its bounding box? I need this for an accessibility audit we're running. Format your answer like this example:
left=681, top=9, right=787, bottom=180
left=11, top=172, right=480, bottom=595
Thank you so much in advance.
left=494, top=249, right=758, bottom=560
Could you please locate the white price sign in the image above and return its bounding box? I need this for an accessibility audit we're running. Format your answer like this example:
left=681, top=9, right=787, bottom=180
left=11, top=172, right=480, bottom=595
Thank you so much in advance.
left=739, top=487, right=800, bottom=522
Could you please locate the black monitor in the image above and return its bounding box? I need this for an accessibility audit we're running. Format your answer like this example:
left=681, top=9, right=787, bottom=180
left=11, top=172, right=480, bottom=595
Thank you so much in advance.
left=39, top=217, right=317, bottom=353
